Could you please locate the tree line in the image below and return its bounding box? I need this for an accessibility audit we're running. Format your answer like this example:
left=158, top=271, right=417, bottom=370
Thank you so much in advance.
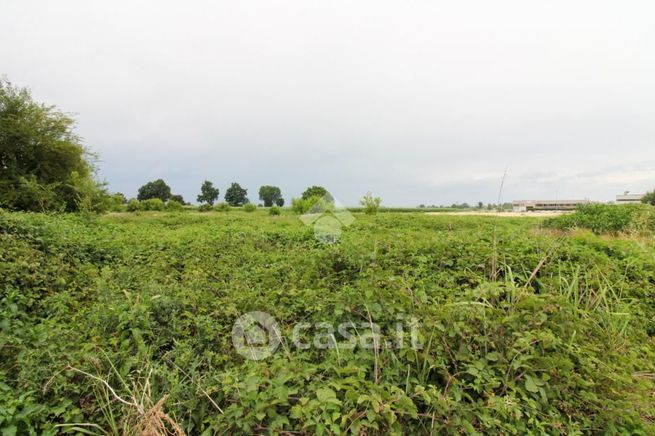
left=2, top=78, right=653, bottom=214
left=134, top=178, right=285, bottom=208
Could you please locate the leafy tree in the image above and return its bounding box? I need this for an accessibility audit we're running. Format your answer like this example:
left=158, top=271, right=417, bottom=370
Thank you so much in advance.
left=360, top=192, right=382, bottom=214
left=170, top=194, right=186, bottom=205
left=275, top=197, right=285, bottom=207
left=642, top=191, right=655, bottom=206
left=137, top=179, right=171, bottom=201
left=0, top=79, right=106, bottom=211
left=259, top=185, right=282, bottom=207
left=225, top=182, right=248, bottom=206
left=301, top=186, right=333, bottom=202
left=197, top=180, right=220, bottom=205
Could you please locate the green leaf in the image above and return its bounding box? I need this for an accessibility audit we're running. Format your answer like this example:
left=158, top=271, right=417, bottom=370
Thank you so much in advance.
left=525, top=375, right=539, bottom=393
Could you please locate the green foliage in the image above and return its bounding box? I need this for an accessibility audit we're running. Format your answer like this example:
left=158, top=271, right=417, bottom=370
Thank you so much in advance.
left=359, top=191, right=382, bottom=214
left=1, top=211, right=654, bottom=434
left=197, top=203, right=213, bottom=212
left=301, top=186, right=333, bottom=202
left=140, top=198, right=165, bottom=211
left=275, top=197, right=285, bottom=207
left=546, top=204, right=655, bottom=234
left=137, top=179, right=172, bottom=202
left=224, top=182, right=248, bottom=206
left=269, top=206, right=281, bottom=215
left=170, top=194, right=185, bottom=205
left=243, top=203, right=257, bottom=212
left=0, top=79, right=105, bottom=212
left=642, top=191, right=655, bottom=206
left=197, top=180, right=219, bottom=206
left=258, top=185, right=283, bottom=207
left=214, top=202, right=230, bottom=212
left=292, top=195, right=334, bottom=214
left=166, top=200, right=184, bottom=211
left=126, top=198, right=142, bottom=212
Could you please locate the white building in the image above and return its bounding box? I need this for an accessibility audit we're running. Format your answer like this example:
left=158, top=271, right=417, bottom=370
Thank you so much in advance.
left=615, top=192, right=645, bottom=204
left=512, top=199, right=590, bottom=212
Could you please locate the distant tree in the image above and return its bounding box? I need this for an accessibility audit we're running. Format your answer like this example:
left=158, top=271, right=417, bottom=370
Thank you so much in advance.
left=275, top=197, right=285, bottom=207
left=301, top=186, right=333, bottom=202
left=259, top=185, right=282, bottom=207
left=477, top=201, right=484, bottom=209
left=137, top=179, right=171, bottom=201
left=170, top=194, right=186, bottom=205
left=197, top=180, right=219, bottom=205
left=0, top=79, right=107, bottom=212
left=360, top=192, right=382, bottom=214
left=112, top=192, right=127, bottom=204
left=642, top=191, right=655, bottom=206
left=225, top=182, right=248, bottom=206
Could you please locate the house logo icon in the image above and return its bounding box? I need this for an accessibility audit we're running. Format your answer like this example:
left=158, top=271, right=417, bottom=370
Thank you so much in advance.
left=299, top=195, right=355, bottom=244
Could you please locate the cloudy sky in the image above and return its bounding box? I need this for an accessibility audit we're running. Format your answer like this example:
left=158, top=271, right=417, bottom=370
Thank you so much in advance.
left=2, top=0, right=654, bottom=206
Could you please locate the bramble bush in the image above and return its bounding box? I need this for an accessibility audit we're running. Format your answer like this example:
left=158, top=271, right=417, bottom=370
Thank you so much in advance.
left=546, top=204, right=655, bottom=234
left=0, top=210, right=654, bottom=434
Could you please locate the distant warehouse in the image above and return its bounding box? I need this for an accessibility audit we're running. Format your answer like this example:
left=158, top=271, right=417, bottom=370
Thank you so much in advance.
left=615, top=192, right=645, bottom=204
left=512, top=199, right=590, bottom=212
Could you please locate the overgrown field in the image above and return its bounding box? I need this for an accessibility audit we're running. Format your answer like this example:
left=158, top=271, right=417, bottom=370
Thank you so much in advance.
left=1, top=210, right=655, bottom=434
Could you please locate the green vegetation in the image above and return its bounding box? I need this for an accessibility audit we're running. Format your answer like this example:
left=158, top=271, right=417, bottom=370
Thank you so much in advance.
left=224, top=182, right=249, bottom=206
left=301, top=186, right=332, bottom=202
left=259, top=185, right=283, bottom=207
left=1, top=210, right=654, bottom=434
left=0, top=80, right=107, bottom=213
left=643, top=190, right=655, bottom=206
left=197, top=181, right=219, bottom=206
left=359, top=192, right=382, bottom=215
left=546, top=204, right=655, bottom=235
left=137, top=179, right=172, bottom=202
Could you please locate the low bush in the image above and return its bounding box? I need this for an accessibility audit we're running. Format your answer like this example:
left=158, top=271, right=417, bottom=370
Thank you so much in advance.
left=141, top=198, right=165, bottom=211
left=126, top=199, right=142, bottom=212
left=243, top=203, right=257, bottom=212
left=214, top=203, right=230, bottom=212
left=545, top=204, right=655, bottom=234
left=166, top=200, right=184, bottom=211
left=197, top=204, right=213, bottom=212
left=269, top=206, right=281, bottom=215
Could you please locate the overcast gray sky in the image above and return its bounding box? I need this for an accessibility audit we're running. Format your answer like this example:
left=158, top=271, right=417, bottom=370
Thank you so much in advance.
left=2, top=0, right=654, bottom=206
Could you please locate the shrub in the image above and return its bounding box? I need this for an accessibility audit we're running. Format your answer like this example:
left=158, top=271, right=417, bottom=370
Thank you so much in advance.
left=243, top=203, right=257, bottom=213
left=643, top=191, right=655, bottom=206
left=214, top=203, right=230, bottom=212
left=198, top=204, right=213, bottom=212
left=360, top=191, right=382, bottom=214
left=166, top=200, right=184, bottom=211
left=269, top=206, right=281, bottom=216
left=126, top=199, right=142, bottom=212
left=141, top=198, right=165, bottom=211
left=291, top=196, right=332, bottom=214
left=545, top=204, right=655, bottom=234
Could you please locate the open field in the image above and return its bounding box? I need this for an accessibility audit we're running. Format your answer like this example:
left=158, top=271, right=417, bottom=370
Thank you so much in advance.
left=427, top=211, right=570, bottom=218
left=2, top=209, right=655, bottom=434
